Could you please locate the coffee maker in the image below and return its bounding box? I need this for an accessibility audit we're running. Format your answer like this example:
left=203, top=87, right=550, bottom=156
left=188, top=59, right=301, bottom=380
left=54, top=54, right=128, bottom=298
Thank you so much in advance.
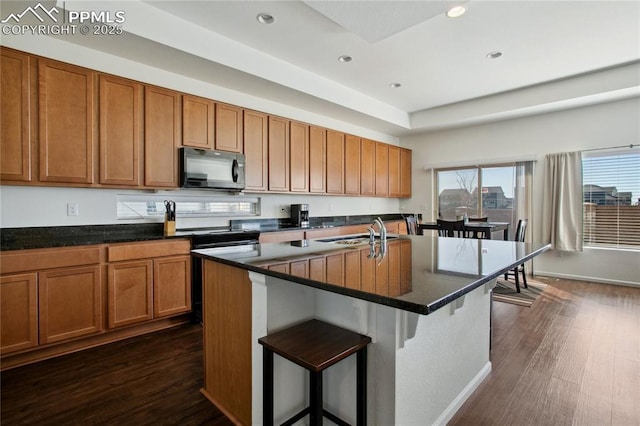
left=290, top=204, right=309, bottom=228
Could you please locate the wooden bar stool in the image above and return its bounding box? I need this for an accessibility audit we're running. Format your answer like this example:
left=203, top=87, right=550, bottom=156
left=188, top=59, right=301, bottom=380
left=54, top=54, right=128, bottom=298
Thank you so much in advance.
left=259, top=319, right=371, bottom=426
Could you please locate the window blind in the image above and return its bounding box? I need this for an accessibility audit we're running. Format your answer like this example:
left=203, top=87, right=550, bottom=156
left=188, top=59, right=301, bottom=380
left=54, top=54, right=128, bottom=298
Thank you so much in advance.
left=582, top=149, right=640, bottom=249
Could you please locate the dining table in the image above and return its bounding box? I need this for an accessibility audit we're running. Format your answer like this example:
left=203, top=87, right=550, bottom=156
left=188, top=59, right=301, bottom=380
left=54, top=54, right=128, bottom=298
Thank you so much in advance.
left=419, top=221, right=510, bottom=240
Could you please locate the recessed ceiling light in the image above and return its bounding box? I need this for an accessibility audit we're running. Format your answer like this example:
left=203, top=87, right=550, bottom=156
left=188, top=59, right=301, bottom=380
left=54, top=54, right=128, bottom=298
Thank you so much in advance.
left=486, top=51, right=503, bottom=59
left=338, top=55, right=352, bottom=63
left=256, top=13, right=275, bottom=24
left=390, top=83, right=402, bottom=88
left=446, top=5, right=466, bottom=18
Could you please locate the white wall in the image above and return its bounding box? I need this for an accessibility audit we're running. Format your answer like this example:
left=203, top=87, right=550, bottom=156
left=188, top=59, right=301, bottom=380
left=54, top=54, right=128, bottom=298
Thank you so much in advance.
left=401, top=97, right=640, bottom=286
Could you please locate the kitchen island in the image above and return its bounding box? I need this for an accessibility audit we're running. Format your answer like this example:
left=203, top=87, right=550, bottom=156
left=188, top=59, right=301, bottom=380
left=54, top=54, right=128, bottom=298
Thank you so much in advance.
left=193, top=234, right=550, bottom=425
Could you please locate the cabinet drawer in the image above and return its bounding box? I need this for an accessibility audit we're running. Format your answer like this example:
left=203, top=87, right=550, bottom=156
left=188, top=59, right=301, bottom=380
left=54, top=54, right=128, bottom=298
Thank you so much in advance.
left=108, top=239, right=190, bottom=262
left=1, top=245, right=103, bottom=274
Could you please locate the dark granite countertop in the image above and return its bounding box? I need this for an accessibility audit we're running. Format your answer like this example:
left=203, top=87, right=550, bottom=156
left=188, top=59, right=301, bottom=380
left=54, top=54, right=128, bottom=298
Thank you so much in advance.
left=0, top=224, right=183, bottom=251
left=230, top=213, right=419, bottom=232
left=193, top=234, right=551, bottom=315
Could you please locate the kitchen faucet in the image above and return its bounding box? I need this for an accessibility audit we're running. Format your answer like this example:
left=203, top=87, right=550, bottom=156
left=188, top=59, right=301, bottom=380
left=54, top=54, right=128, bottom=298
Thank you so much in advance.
left=370, top=217, right=387, bottom=243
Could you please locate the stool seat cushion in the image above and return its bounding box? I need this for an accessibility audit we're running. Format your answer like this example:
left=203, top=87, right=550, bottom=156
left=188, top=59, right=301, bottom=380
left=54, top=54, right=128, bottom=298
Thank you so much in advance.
left=259, top=319, right=371, bottom=372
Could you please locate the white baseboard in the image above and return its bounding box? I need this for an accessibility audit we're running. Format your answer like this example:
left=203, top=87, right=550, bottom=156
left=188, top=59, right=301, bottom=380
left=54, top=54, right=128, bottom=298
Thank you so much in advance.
left=534, top=271, right=640, bottom=288
left=432, top=361, right=492, bottom=426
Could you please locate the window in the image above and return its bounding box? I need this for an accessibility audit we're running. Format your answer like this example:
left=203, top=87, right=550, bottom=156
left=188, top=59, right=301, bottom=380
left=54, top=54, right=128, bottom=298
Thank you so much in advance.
left=436, top=162, right=532, bottom=240
left=582, top=149, right=640, bottom=249
left=117, top=194, right=260, bottom=220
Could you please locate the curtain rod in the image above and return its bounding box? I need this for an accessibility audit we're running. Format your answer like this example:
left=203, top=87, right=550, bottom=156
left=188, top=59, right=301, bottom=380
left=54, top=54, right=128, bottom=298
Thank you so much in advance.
left=582, top=143, right=636, bottom=153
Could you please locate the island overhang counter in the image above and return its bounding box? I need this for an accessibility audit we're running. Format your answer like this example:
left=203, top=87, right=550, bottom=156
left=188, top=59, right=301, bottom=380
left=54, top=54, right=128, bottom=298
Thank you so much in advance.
left=193, top=234, right=550, bottom=425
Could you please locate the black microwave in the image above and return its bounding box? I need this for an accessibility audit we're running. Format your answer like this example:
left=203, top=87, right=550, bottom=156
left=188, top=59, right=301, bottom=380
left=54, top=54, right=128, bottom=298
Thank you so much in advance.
left=180, top=147, right=245, bottom=191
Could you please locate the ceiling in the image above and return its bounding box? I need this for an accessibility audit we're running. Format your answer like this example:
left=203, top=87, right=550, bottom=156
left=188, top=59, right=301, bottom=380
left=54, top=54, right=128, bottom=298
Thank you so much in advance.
left=5, top=0, right=640, bottom=136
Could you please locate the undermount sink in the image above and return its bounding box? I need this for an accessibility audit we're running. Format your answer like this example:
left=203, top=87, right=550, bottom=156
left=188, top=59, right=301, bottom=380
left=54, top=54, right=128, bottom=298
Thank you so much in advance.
left=317, top=234, right=398, bottom=245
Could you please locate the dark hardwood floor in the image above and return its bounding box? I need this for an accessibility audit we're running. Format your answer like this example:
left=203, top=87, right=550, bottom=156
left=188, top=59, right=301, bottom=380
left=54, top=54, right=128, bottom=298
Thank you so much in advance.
left=2, top=277, right=638, bottom=425
left=451, top=276, right=640, bottom=426
left=1, top=323, right=233, bottom=426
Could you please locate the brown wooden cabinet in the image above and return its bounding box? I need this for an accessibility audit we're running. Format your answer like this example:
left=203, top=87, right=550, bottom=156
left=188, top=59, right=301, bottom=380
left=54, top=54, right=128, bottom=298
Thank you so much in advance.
left=326, top=130, right=345, bottom=194
left=0, top=273, right=38, bottom=354
left=107, top=239, right=192, bottom=328
left=375, top=142, right=389, bottom=196
left=107, top=260, right=153, bottom=328
left=345, top=134, right=361, bottom=195
left=153, top=255, right=191, bottom=318
left=243, top=109, right=268, bottom=191
left=360, top=138, right=375, bottom=196
left=400, top=148, right=412, bottom=198
left=268, top=116, right=290, bottom=191
left=309, top=125, right=327, bottom=193
left=290, top=121, right=309, bottom=192
left=388, top=145, right=401, bottom=197
left=215, top=103, right=243, bottom=153
left=99, top=75, right=143, bottom=186
left=38, top=265, right=103, bottom=345
left=1, top=48, right=32, bottom=182
left=39, top=58, right=96, bottom=184
left=144, top=85, right=181, bottom=187
left=182, top=94, right=214, bottom=149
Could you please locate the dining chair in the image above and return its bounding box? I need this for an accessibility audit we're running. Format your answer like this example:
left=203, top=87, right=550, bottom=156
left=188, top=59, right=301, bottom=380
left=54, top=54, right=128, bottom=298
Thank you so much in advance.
left=404, top=216, right=422, bottom=235
left=504, top=219, right=528, bottom=292
left=436, top=219, right=468, bottom=238
left=467, top=216, right=488, bottom=238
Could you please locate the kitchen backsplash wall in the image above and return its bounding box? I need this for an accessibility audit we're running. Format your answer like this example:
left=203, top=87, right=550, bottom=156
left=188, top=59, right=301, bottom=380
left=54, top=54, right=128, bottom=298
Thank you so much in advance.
left=0, top=185, right=401, bottom=229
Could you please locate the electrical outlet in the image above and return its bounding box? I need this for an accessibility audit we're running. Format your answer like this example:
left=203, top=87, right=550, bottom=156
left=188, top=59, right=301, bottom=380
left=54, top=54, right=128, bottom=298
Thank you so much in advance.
left=67, top=203, right=79, bottom=216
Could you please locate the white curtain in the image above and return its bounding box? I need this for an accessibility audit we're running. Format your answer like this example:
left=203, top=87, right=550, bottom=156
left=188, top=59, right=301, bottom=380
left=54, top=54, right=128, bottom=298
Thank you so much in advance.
left=541, top=152, right=583, bottom=252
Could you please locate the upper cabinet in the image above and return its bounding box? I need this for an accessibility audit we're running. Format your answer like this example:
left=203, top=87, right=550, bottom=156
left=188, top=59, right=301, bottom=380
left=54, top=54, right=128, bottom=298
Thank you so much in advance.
left=243, top=109, right=268, bottom=191
left=144, top=85, right=181, bottom=188
left=215, top=103, right=243, bottom=153
left=326, top=130, right=345, bottom=194
left=375, top=142, right=389, bottom=197
left=290, top=121, right=309, bottom=193
left=99, top=75, right=143, bottom=186
left=309, top=126, right=326, bottom=193
left=0, top=48, right=32, bottom=182
left=268, top=116, right=290, bottom=192
left=0, top=49, right=413, bottom=198
left=182, top=94, right=214, bottom=150
left=344, top=134, right=361, bottom=195
left=39, top=58, right=96, bottom=184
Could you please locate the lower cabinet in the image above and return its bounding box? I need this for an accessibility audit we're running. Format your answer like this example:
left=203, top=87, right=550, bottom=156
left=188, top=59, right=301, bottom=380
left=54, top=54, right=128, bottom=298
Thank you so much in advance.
left=0, top=239, right=192, bottom=365
left=107, top=240, right=191, bottom=329
left=0, top=273, right=38, bottom=354
left=38, top=265, right=103, bottom=345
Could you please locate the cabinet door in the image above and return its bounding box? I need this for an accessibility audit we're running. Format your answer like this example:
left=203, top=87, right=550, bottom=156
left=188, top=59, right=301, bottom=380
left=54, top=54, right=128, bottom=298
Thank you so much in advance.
left=344, top=251, right=361, bottom=291
left=153, top=255, right=191, bottom=318
left=360, top=138, right=375, bottom=196
left=388, top=145, right=401, bottom=197
left=290, top=121, right=309, bottom=192
left=107, top=260, right=152, bottom=328
left=243, top=109, right=268, bottom=191
left=309, top=126, right=326, bottom=193
left=375, top=142, right=389, bottom=197
left=99, top=74, right=143, bottom=186
left=215, top=103, right=243, bottom=153
left=144, top=85, right=181, bottom=187
left=1, top=48, right=32, bottom=182
left=344, top=134, right=361, bottom=195
left=39, top=58, right=96, bottom=183
left=309, top=257, right=326, bottom=282
left=38, top=266, right=102, bottom=344
left=1, top=273, right=38, bottom=354
left=289, top=260, right=309, bottom=278
left=326, top=130, right=345, bottom=194
left=182, top=94, right=214, bottom=149
left=326, top=253, right=344, bottom=286
left=400, top=148, right=412, bottom=198
left=268, top=116, right=290, bottom=191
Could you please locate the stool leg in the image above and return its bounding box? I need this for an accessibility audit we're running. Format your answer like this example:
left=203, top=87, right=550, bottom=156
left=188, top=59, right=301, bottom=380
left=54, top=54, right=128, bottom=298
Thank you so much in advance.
left=356, top=347, right=368, bottom=426
left=309, top=370, right=323, bottom=426
left=263, top=348, right=274, bottom=426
